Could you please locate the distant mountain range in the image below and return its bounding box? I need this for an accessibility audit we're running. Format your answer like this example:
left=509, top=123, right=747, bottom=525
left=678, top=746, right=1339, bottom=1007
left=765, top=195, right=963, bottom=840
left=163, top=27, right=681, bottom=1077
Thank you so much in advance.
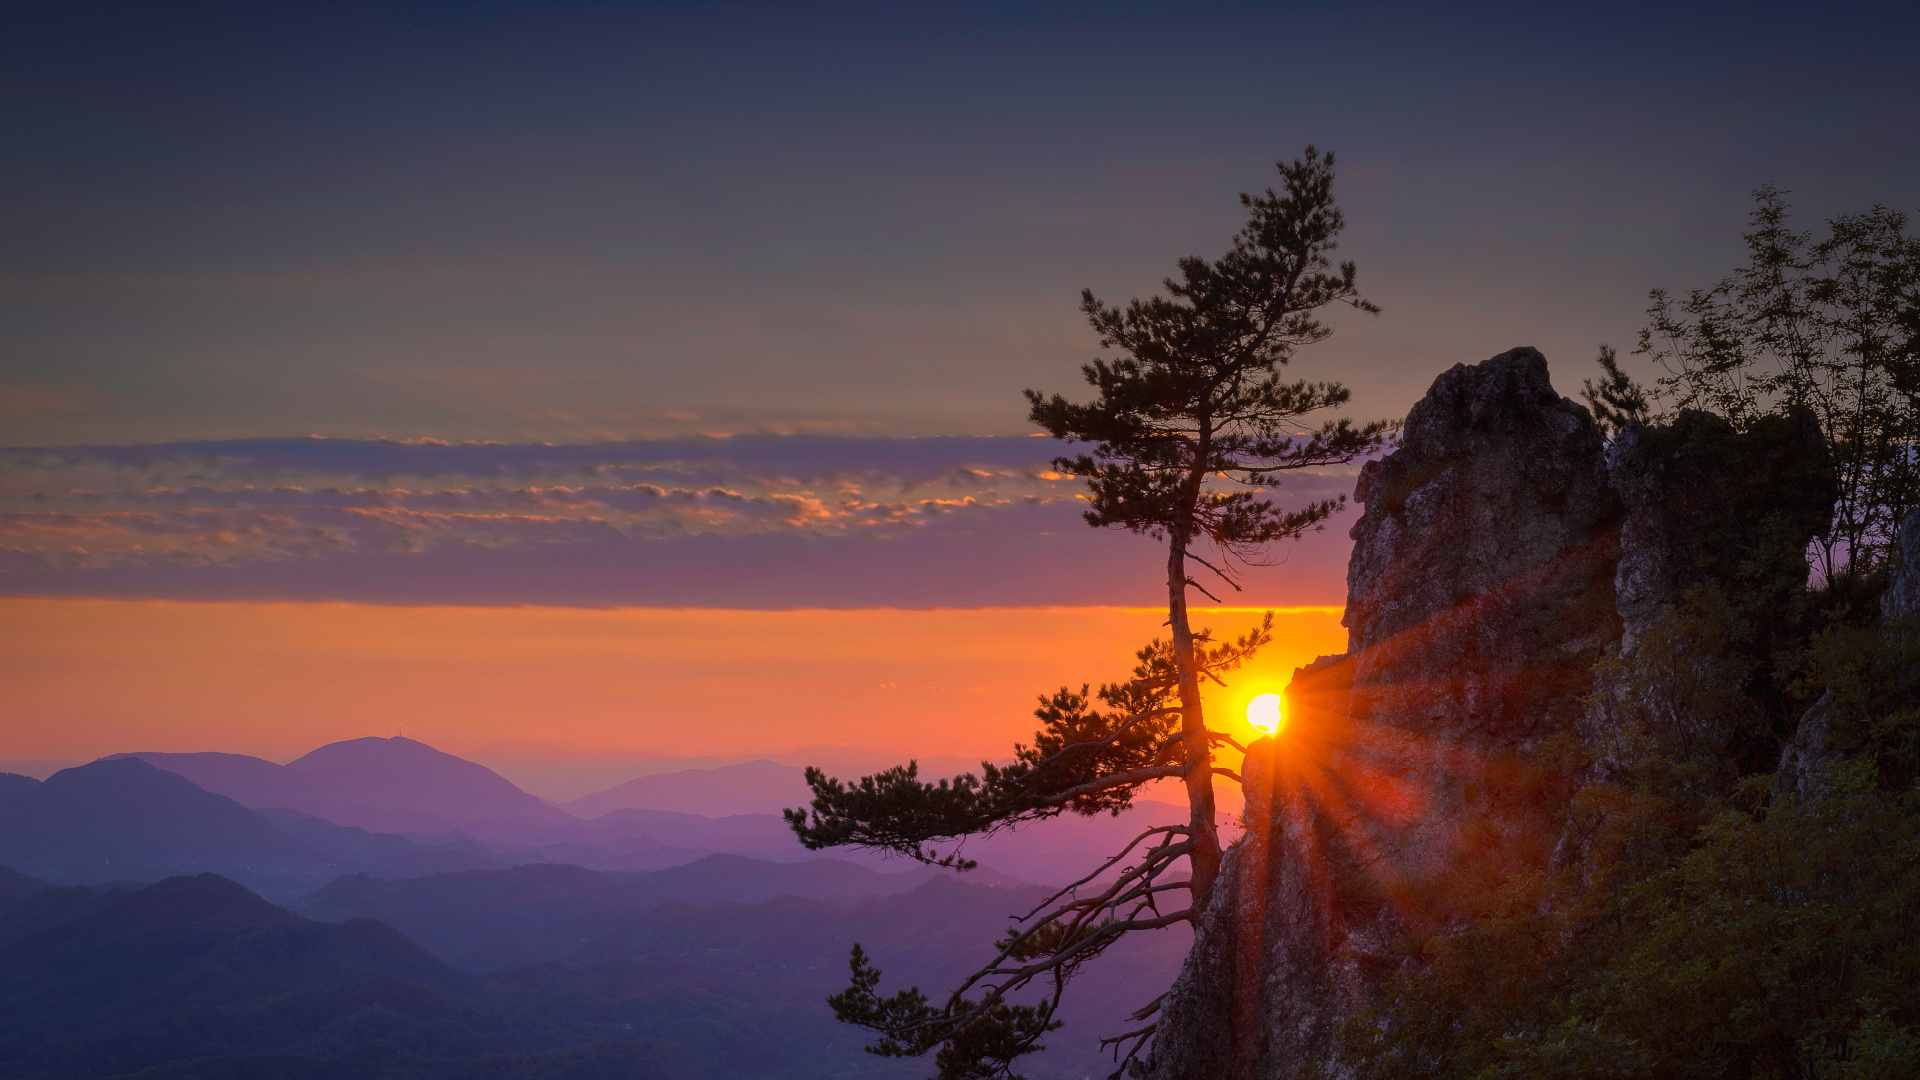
left=0, top=870, right=872, bottom=1079
left=0, top=758, right=314, bottom=884
left=293, top=853, right=1014, bottom=972
left=118, top=737, right=572, bottom=833
left=562, top=759, right=811, bottom=818
left=0, top=730, right=1199, bottom=1078
left=0, top=864, right=1182, bottom=1079
left=59, top=737, right=1194, bottom=889
left=0, top=759, right=506, bottom=891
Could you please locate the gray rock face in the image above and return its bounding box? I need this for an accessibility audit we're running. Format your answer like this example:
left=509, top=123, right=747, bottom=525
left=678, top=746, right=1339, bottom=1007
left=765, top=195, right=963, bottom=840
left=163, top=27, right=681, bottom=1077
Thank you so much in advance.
left=1342, top=346, right=1623, bottom=747
left=1777, top=691, right=1841, bottom=803
left=1884, top=512, right=1920, bottom=624
left=1145, top=348, right=1624, bottom=1079
left=1608, top=407, right=1834, bottom=650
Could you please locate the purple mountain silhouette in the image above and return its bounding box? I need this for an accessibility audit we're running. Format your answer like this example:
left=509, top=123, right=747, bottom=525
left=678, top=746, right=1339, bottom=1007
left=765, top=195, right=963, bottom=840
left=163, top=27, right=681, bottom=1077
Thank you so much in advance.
left=0, top=758, right=312, bottom=884
left=563, top=759, right=811, bottom=818
left=122, top=737, right=570, bottom=833
left=107, top=752, right=329, bottom=811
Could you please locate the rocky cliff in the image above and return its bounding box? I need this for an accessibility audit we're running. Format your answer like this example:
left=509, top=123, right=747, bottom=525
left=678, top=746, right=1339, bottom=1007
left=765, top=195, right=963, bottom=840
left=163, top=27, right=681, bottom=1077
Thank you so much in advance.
left=1884, top=512, right=1920, bottom=624
left=1143, top=347, right=1836, bottom=1079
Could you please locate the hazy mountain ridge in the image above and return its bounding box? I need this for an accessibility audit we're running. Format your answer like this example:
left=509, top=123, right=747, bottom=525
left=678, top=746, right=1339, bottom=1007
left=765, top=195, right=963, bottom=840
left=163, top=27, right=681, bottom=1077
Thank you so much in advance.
left=0, top=759, right=517, bottom=892
left=88, top=737, right=1192, bottom=888
left=0, top=759, right=314, bottom=885
left=562, top=876, right=1190, bottom=1079
left=119, top=738, right=572, bottom=834
left=563, top=760, right=809, bottom=819
left=290, top=853, right=1006, bottom=973
left=0, top=738, right=1194, bottom=1076
left=0, top=865, right=48, bottom=908
left=0, top=872, right=803, bottom=1080
left=0, top=865, right=1179, bottom=1079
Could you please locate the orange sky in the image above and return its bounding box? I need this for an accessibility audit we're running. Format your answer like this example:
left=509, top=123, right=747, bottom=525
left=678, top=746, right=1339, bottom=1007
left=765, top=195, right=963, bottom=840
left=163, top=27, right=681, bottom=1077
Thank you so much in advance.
left=0, top=599, right=1346, bottom=773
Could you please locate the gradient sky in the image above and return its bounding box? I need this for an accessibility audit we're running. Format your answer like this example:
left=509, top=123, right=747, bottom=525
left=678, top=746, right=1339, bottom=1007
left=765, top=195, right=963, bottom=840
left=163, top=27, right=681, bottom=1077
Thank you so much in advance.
left=3, top=1, right=1916, bottom=777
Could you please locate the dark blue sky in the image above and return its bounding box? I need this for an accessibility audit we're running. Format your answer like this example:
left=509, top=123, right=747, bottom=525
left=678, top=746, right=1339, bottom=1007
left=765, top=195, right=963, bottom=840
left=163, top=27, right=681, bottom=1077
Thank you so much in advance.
left=2, top=1, right=1916, bottom=608
left=7, top=0, right=1916, bottom=445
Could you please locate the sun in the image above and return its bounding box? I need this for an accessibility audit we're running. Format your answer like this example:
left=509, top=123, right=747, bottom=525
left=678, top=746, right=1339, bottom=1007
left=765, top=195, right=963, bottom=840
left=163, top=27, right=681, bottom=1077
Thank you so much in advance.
left=1246, top=692, right=1284, bottom=735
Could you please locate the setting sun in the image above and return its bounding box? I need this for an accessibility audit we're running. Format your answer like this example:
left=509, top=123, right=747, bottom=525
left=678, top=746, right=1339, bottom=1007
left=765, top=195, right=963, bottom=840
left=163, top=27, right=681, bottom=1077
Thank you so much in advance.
left=1247, top=692, right=1284, bottom=735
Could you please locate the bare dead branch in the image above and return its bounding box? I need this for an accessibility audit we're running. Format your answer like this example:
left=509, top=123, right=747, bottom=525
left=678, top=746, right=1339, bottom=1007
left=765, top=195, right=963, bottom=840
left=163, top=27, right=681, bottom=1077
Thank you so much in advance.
left=1018, top=824, right=1191, bottom=920
left=1185, top=575, right=1224, bottom=603
left=1183, top=549, right=1244, bottom=590
left=1208, top=730, right=1249, bottom=755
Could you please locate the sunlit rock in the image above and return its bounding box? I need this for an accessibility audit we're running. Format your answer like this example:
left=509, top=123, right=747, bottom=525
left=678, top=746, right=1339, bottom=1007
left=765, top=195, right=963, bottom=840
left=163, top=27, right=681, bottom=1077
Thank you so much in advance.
left=1147, top=347, right=1624, bottom=1078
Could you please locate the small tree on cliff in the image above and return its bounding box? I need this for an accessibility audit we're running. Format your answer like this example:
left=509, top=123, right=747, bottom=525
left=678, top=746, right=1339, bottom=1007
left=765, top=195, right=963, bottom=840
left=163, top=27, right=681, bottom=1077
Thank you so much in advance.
left=1627, top=186, right=1920, bottom=593
left=785, top=146, right=1390, bottom=1079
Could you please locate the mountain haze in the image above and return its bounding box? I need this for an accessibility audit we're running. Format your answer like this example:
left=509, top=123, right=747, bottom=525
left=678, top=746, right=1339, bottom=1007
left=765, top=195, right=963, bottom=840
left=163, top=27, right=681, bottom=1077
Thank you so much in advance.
left=564, top=760, right=810, bottom=819
left=294, top=853, right=1018, bottom=972
left=0, top=759, right=312, bottom=885
left=0, top=872, right=910, bottom=1079
left=124, top=737, right=572, bottom=833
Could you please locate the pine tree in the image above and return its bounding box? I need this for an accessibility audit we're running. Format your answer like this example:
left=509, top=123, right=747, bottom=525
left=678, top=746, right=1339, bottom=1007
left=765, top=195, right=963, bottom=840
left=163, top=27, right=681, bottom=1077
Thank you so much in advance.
left=785, top=147, right=1389, bottom=1079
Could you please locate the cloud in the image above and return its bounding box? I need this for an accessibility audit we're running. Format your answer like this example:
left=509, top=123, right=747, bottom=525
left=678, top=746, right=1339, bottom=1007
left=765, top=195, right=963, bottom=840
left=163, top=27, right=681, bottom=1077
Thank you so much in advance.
left=0, top=436, right=1361, bottom=608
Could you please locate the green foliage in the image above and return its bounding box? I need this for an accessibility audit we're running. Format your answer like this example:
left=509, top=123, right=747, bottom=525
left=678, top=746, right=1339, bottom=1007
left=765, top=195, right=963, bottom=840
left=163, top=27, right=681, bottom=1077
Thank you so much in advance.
left=1816, top=1011, right=1920, bottom=1080
left=785, top=618, right=1270, bottom=869
left=1793, top=619, right=1920, bottom=790
left=1634, top=186, right=1920, bottom=587
left=793, top=146, right=1386, bottom=1080
left=824, top=944, right=1061, bottom=1080
left=1579, top=344, right=1652, bottom=438
left=1024, top=146, right=1390, bottom=568
left=1339, top=596, right=1920, bottom=1080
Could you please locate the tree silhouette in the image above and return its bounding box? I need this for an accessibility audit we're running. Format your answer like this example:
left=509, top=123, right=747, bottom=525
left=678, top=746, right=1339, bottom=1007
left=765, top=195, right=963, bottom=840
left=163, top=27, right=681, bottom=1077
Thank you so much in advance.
left=785, top=147, right=1389, bottom=1079
left=1633, top=186, right=1920, bottom=594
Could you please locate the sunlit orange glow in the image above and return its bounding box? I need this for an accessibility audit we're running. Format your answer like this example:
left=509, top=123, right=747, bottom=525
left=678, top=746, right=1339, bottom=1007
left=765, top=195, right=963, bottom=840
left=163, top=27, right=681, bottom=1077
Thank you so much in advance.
left=1244, top=646, right=1573, bottom=940
left=0, top=600, right=1347, bottom=776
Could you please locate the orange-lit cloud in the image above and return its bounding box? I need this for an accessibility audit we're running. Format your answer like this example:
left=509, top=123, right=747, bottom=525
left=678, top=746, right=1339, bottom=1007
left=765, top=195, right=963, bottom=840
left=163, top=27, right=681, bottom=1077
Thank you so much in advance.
left=0, top=438, right=1359, bottom=614
left=0, top=438, right=1099, bottom=568
left=0, top=599, right=1346, bottom=780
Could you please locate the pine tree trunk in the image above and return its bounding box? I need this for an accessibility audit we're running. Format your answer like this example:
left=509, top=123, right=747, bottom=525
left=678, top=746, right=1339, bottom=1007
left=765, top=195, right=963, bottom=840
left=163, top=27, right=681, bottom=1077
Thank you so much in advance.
left=1167, top=529, right=1220, bottom=907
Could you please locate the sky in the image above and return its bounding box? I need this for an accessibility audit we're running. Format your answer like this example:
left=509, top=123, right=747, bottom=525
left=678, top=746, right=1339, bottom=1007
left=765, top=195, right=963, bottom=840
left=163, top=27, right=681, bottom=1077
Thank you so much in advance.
left=3, top=0, right=1917, bottom=786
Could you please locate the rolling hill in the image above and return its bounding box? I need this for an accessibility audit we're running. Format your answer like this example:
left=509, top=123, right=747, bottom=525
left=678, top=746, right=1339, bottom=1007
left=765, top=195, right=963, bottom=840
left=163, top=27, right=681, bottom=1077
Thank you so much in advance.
left=292, top=853, right=1004, bottom=971
left=123, top=737, right=573, bottom=833
left=0, top=872, right=910, bottom=1079
left=563, top=760, right=811, bottom=818
left=0, top=758, right=314, bottom=885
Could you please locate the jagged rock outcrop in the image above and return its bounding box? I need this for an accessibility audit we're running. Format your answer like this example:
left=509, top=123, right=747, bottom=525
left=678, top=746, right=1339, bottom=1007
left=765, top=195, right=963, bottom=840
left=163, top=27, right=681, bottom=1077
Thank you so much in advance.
left=1608, top=407, right=1834, bottom=650
left=1341, top=347, right=1623, bottom=746
left=1598, top=408, right=1835, bottom=794
left=1143, top=348, right=1841, bottom=1079
left=1146, top=348, right=1624, bottom=1079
